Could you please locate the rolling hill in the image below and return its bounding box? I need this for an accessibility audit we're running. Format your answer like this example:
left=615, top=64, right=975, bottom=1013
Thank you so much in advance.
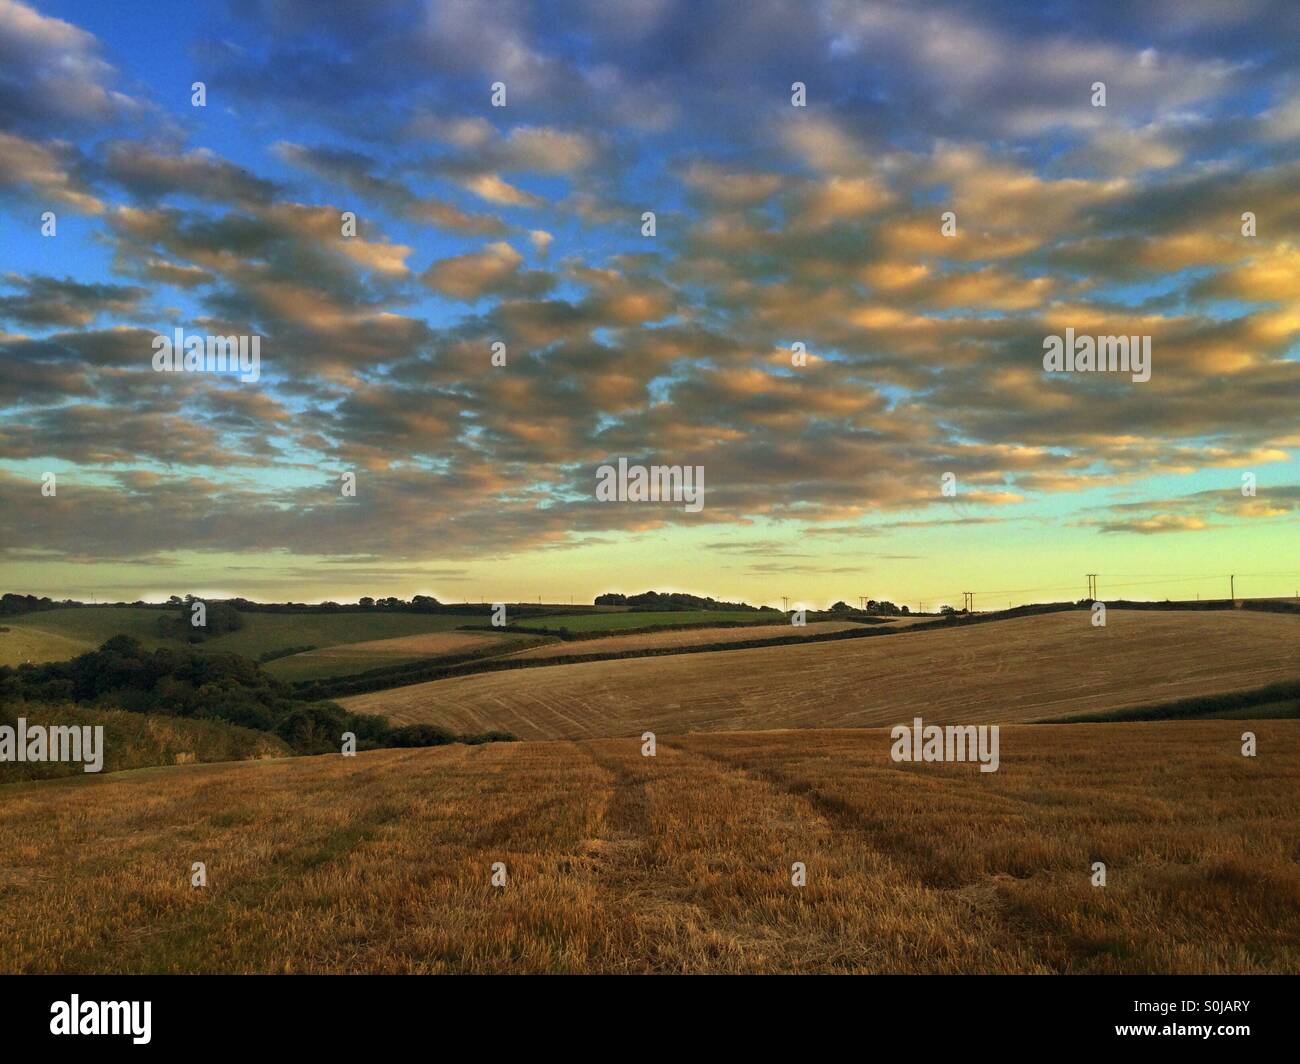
left=340, top=609, right=1300, bottom=739
left=0, top=607, right=498, bottom=665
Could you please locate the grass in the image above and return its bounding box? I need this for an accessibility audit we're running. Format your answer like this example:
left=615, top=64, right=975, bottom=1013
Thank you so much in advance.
left=0, top=702, right=288, bottom=783
left=1, top=608, right=166, bottom=660
left=1, top=720, right=1294, bottom=973
left=0, top=623, right=99, bottom=667
left=263, top=631, right=545, bottom=682
left=2, top=607, right=491, bottom=665
left=512, top=609, right=781, bottom=633
left=342, top=608, right=1300, bottom=740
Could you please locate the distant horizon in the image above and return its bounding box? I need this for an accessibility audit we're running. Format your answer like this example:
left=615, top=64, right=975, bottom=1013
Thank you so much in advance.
left=8, top=583, right=1300, bottom=613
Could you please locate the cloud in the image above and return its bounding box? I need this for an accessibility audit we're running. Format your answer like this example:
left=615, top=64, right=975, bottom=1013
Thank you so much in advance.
left=0, top=0, right=141, bottom=133
left=0, top=130, right=102, bottom=212
left=0, top=275, right=146, bottom=328
left=422, top=241, right=554, bottom=300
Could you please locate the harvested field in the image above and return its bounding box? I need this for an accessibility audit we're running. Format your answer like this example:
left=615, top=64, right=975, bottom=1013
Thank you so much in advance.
left=342, top=609, right=1300, bottom=740
left=1, top=721, right=1294, bottom=974
left=510, top=620, right=864, bottom=662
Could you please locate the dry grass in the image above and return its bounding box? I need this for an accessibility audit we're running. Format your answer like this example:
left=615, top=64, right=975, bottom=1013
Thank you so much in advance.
left=1, top=720, right=1295, bottom=974
left=342, top=609, right=1300, bottom=739
left=510, top=619, right=864, bottom=661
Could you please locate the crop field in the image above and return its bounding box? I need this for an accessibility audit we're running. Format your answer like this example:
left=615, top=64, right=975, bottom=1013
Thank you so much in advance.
left=342, top=609, right=1300, bottom=740
left=512, top=609, right=783, bottom=633
left=510, top=619, right=865, bottom=662
left=1, top=720, right=1294, bottom=974
left=263, top=630, right=544, bottom=682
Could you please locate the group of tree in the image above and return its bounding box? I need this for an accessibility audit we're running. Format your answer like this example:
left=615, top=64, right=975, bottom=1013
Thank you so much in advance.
left=157, top=598, right=245, bottom=642
left=0, top=636, right=513, bottom=755
left=826, top=600, right=910, bottom=615
left=594, top=591, right=777, bottom=612
left=0, top=593, right=58, bottom=615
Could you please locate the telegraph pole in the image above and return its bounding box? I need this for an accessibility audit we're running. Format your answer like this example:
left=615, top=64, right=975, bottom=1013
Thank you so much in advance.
left=1085, top=573, right=1098, bottom=600
left=1230, top=574, right=1235, bottom=601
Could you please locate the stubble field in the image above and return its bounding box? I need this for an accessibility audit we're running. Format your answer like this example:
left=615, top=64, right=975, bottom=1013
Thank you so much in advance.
left=341, top=609, right=1300, bottom=739
left=1, top=721, right=1295, bottom=974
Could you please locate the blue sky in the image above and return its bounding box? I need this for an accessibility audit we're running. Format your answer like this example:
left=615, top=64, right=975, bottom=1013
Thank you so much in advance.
left=2, top=0, right=1299, bottom=606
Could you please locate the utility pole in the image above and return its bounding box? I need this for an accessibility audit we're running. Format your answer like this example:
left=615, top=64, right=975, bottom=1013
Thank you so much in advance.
left=962, top=591, right=974, bottom=612
left=1230, top=574, right=1235, bottom=601
left=1085, top=573, right=1097, bottom=600
left=782, top=596, right=789, bottom=613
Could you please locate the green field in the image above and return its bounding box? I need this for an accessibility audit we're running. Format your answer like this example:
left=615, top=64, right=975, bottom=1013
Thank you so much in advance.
left=0, top=623, right=101, bottom=667
left=262, top=632, right=546, bottom=683
left=513, top=609, right=782, bottom=633
left=0, top=608, right=495, bottom=666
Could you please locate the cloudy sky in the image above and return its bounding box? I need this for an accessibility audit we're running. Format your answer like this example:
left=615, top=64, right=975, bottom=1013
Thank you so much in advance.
left=2, top=0, right=1299, bottom=608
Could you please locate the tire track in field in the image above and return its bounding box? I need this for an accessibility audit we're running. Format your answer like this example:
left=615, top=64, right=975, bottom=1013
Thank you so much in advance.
left=91, top=748, right=460, bottom=972
left=648, top=738, right=1048, bottom=971
left=660, top=737, right=1051, bottom=963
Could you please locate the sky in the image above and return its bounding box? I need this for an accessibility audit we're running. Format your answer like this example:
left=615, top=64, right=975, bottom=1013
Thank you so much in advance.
left=1, top=0, right=1299, bottom=610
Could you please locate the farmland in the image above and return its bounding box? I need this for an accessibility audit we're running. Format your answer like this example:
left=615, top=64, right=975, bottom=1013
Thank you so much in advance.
left=342, top=609, right=1300, bottom=740
left=509, top=619, right=866, bottom=662
left=0, top=607, right=497, bottom=665
left=1, top=720, right=1294, bottom=974
left=262, top=630, right=545, bottom=682
left=511, top=609, right=784, bottom=633
left=0, top=623, right=96, bottom=667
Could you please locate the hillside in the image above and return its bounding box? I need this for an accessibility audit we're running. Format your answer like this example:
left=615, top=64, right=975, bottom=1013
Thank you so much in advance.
left=0, top=607, right=500, bottom=665
left=341, top=609, right=1300, bottom=739
left=262, top=630, right=545, bottom=682
left=2, top=720, right=1295, bottom=974
left=0, top=703, right=288, bottom=782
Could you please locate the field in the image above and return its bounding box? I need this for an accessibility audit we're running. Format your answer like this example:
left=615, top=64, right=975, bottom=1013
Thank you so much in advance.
left=0, top=608, right=167, bottom=661
left=510, top=619, right=865, bottom=662
left=342, top=609, right=1300, bottom=740
left=0, top=624, right=96, bottom=667
left=511, top=609, right=783, bottom=633
left=262, top=630, right=543, bottom=682
left=1, top=720, right=1295, bottom=974
left=0, top=607, right=494, bottom=665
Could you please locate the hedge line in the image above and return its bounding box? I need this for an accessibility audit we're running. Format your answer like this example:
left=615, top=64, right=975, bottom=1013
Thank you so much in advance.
left=298, top=614, right=955, bottom=699
left=1040, top=677, right=1300, bottom=724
